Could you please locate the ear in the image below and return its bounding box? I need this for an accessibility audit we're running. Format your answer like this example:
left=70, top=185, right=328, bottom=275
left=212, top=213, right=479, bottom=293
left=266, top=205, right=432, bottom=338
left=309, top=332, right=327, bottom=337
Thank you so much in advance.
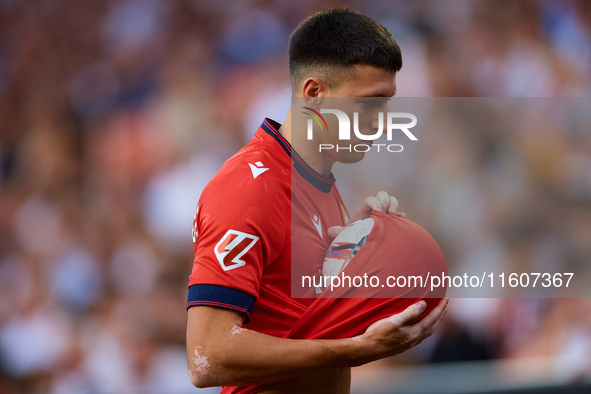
left=302, top=77, right=328, bottom=99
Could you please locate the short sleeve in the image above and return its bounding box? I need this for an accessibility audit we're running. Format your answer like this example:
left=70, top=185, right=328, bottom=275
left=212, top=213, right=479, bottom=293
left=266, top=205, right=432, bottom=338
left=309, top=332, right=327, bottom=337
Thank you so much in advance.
left=187, top=162, right=288, bottom=322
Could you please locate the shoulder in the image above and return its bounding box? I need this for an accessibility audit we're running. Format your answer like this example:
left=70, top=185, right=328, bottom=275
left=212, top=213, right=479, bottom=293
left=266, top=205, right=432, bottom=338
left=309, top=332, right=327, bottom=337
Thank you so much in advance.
left=197, top=141, right=291, bottom=240
left=192, top=142, right=290, bottom=276
left=201, top=141, right=290, bottom=208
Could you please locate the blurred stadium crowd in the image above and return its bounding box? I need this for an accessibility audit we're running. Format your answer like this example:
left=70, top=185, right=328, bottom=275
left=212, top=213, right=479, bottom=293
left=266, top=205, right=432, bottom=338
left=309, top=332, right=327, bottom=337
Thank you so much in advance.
left=0, top=0, right=590, bottom=393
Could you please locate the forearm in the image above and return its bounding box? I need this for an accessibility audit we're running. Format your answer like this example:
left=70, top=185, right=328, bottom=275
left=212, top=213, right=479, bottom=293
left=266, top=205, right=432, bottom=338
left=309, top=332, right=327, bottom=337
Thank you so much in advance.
left=200, top=329, right=361, bottom=385
left=186, top=307, right=369, bottom=388
left=187, top=299, right=448, bottom=388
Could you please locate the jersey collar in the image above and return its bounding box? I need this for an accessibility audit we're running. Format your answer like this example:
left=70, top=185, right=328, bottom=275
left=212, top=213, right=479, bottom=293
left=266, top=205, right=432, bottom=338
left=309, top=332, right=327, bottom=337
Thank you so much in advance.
left=260, top=118, right=335, bottom=193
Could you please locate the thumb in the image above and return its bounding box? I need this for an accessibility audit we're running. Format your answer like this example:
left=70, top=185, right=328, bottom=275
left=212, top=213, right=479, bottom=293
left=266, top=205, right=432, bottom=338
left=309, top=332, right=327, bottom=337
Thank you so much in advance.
left=388, top=301, right=427, bottom=327
left=327, top=226, right=344, bottom=240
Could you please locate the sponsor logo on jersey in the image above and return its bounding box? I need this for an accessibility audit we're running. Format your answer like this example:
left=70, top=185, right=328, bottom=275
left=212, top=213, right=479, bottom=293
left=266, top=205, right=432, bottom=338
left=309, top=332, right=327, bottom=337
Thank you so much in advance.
left=215, top=230, right=260, bottom=271
left=248, top=161, right=269, bottom=179
left=312, top=215, right=322, bottom=239
left=340, top=204, right=349, bottom=223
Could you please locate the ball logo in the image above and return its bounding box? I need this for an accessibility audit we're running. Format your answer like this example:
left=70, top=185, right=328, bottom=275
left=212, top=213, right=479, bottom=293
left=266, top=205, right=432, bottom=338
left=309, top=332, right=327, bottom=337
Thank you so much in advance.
left=215, top=230, right=260, bottom=271
left=323, top=217, right=374, bottom=279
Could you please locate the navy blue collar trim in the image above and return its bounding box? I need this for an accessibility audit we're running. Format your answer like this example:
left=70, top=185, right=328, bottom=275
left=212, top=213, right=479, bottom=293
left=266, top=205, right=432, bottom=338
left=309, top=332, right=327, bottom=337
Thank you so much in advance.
left=261, top=118, right=290, bottom=156
left=292, top=160, right=335, bottom=193
left=260, top=118, right=335, bottom=193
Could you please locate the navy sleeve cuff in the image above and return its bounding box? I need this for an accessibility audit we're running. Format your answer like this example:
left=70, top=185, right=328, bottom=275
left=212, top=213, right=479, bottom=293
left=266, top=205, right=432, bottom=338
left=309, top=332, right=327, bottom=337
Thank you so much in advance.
left=187, top=284, right=256, bottom=323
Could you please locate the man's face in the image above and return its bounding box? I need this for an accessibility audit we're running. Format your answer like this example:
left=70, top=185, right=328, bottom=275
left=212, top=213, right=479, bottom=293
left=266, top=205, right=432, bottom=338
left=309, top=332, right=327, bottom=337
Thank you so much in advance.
left=319, top=64, right=397, bottom=164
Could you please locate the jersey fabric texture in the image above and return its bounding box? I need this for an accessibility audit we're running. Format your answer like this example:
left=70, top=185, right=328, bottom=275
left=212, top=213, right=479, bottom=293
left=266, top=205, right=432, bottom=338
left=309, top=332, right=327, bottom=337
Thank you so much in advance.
left=187, top=119, right=446, bottom=393
left=287, top=210, right=448, bottom=340
left=188, top=118, right=348, bottom=393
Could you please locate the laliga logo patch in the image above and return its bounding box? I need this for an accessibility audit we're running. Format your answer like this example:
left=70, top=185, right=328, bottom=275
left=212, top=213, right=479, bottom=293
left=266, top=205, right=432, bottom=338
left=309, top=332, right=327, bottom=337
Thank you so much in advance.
left=215, top=230, right=260, bottom=271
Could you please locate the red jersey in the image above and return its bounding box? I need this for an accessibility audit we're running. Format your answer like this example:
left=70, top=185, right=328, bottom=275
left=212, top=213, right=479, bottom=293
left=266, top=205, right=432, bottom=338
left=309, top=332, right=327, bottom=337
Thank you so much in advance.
left=287, top=211, right=447, bottom=340
left=188, top=119, right=348, bottom=392
left=188, top=119, right=447, bottom=393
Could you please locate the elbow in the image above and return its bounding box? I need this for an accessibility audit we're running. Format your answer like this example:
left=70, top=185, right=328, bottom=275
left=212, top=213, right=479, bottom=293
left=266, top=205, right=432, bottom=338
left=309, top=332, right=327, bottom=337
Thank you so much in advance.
left=189, top=371, right=214, bottom=388
left=187, top=346, right=220, bottom=388
left=188, top=372, right=201, bottom=388
left=189, top=364, right=227, bottom=388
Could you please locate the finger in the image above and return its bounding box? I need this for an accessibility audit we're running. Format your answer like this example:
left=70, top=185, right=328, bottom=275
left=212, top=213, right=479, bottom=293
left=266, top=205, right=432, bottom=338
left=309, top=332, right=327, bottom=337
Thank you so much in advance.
left=422, top=305, right=447, bottom=338
left=327, top=226, right=344, bottom=239
left=365, top=196, right=382, bottom=212
left=345, top=197, right=381, bottom=226
left=429, top=307, right=447, bottom=335
left=376, top=191, right=390, bottom=212
left=387, top=196, right=399, bottom=215
left=386, top=301, right=427, bottom=327
left=395, top=212, right=407, bottom=219
left=410, top=298, right=448, bottom=330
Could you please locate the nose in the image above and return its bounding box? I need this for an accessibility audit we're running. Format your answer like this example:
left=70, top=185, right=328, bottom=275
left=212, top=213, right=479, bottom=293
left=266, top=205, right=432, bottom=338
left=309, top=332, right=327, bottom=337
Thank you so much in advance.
left=371, top=100, right=389, bottom=131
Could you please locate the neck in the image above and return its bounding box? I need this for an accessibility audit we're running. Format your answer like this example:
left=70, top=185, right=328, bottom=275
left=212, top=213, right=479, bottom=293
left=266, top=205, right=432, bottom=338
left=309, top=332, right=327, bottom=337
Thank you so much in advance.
left=278, top=107, right=335, bottom=178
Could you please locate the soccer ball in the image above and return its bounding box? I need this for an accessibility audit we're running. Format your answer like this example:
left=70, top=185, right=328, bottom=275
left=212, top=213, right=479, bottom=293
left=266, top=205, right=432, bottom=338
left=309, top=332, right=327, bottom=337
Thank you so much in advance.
left=321, top=211, right=447, bottom=323
left=287, top=212, right=447, bottom=339
left=323, top=217, right=374, bottom=278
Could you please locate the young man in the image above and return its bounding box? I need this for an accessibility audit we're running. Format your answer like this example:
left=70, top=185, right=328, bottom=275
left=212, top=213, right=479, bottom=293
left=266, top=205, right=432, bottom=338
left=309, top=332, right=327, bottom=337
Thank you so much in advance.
left=186, top=8, right=448, bottom=393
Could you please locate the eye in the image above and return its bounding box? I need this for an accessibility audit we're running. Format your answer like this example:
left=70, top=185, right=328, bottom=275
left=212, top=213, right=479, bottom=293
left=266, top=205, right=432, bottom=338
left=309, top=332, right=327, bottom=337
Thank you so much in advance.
left=362, top=99, right=379, bottom=108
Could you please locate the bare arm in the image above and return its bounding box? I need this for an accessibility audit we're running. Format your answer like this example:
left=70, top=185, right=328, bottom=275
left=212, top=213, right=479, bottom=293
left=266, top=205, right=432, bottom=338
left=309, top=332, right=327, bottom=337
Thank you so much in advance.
left=186, top=298, right=448, bottom=388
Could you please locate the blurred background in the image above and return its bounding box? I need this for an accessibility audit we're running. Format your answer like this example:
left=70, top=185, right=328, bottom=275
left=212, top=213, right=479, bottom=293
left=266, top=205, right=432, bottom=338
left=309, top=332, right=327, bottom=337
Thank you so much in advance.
left=0, top=0, right=590, bottom=393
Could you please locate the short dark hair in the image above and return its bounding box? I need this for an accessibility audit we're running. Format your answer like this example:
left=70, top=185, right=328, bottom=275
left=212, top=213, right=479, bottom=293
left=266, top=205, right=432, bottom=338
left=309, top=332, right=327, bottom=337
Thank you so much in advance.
left=288, top=8, right=402, bottom=90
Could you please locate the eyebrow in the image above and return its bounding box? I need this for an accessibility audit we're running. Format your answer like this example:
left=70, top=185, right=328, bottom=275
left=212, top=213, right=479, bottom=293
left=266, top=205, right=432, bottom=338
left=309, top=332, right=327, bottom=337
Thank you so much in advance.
left=360, top=90, right=397, bottom=98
